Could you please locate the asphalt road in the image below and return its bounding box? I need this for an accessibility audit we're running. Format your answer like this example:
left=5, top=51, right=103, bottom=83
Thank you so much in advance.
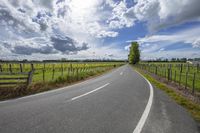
left=0, top=65, right=199, bottom=133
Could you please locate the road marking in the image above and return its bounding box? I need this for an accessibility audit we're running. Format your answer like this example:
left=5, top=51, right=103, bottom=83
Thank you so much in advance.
left=0, top=64, right=125, bottom=104
left=133, top=70, right=154, bottom=133
left=71, top=83, right=110, bottom=101
left=0, top=69, right=115, bottom=104
left=120, top=72, right=123, bottom=75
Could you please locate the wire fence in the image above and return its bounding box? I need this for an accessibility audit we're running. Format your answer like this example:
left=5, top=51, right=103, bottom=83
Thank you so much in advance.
left=0, top=62, right=124, bottom=87
left=136, top=63, right=200, bottom=95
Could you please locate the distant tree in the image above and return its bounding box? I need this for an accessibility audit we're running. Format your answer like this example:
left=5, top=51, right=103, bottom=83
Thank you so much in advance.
left=156, top=58, right=162, bottom=62
left=128, top=42, right=140, bottom=64
left=188, top=58, right=193, bottom=61
left=194, top=58, right=200, bottom=61
left=171, top=58, right=176, bottom=62
left=61, top=58, right=67, bottom=62
left=22, top=59, right=28, bottom=63
left=180, top=58, right=187, bottom=62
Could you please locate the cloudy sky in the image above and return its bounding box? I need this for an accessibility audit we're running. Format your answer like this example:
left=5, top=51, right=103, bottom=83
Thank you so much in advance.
left=0, top=0, right=200, bottom=60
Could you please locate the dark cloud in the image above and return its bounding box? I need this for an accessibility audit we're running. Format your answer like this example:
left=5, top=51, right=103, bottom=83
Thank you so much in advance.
left=2, top=42, right=12, bottom=49
left=1, top=34, right=89, bottom=55
left=51, top=35, right=89, bottom=54
left=105, top=54, right=114, bottom=57
left=108, top=54, right=114, bottom=57
left=35, top=0, right=54, bottom=9
left=32, top=11, right=52, bottom=31
left=11, top=45, right=56, bottom=55
left=18, top=8, right=26, bottom=13
left=0, top=9, right=19, bottom=26
left=56, top=0, right=65, bottom=4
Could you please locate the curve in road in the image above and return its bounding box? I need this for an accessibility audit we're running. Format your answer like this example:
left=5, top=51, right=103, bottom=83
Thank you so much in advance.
left=0, top=65, right=199, bottom=133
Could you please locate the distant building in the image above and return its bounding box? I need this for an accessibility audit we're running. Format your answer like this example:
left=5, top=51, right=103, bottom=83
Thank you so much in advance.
left=186, top=61, right=200, bottom=65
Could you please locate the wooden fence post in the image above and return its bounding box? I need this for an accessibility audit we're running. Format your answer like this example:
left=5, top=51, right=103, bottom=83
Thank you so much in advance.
left=180, top=64, right=183, bottom=73
left=9, top=64, right=12, bottom=73
left=148, top=64, right=150, bottom=72
left=167, top=68, right=170, bottom=81
left=163, top=68, right=165, bottom=77
left=187, top=64, right=190, bottom=72
left=179, top=71, right=182, bottom=86
left=43, top=69, right=45, bottom=82
left=170, top=64, right=172, bottom=80
left=72, top=68, right=74, bottom=76
left=0, top=64, right=2, bottom=72
left=67, top=67, right=70, bottom=81
left=174, top=70, right=176, bottom=82
left=31, top=63, right=34, bottom=71
left=185, top=72, right=188, bottom=89
left=192, top=73, right=196, bottom=94
left=61, top=63, right=64, bottom=77
left=70, top=64, right=72, bottom=72
left=76, top=68, right=79, bottom=80
left=52, top=64, right=55, bottom=80
left=27, top=70, right=34, bottom=85
left=20, top=63, right=23, bottom=72
left=43, top=63, right=46, bottom=69
left=155, top=66, right=157, bottom=75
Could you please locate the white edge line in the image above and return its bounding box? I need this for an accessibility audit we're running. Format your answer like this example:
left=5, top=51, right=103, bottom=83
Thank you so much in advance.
left=71, top=83, right=110, bottom=101
left=133, top=70, right=154, bottom=133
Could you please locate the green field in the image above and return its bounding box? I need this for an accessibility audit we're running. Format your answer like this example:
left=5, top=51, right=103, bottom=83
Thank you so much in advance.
left=137, top=62, right=200, bottom=93
left=0, top=62, right=125, bottom=87
left=0, top=62, right=125, bottom=100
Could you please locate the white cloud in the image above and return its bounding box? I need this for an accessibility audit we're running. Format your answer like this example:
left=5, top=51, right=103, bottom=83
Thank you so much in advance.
left=0, top=0, right=127, bottom=60
left=108, top=1, right=136, bottom=29
left=124, top=44, right=131, bottom=51
left=141, top=49, right=200, bottom=60
left=0, top=0, right=121, bottom=39
left=79, top=44, right=128, bottom=60
left=1, top=0, right=200, bottom=60
left=124, top=26, right=200, bottom=59
left=137, top=26, right=200, bottom=48
left=132, top=0, right=200, bottom=32
left=192, top=38, right=200, bottom=48
left=107, top=0, right=200, bottom=32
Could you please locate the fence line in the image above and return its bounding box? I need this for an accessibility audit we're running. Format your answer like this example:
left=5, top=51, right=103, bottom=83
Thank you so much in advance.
left=137, top=63, right=200, bottom=95
left=0, top=70, right=34, bottom=86
left=0, top=62, right=123, bottom=87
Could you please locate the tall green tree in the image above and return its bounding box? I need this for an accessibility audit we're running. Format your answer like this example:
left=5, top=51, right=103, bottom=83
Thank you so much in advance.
left=128, top=42, right=140, bottom=64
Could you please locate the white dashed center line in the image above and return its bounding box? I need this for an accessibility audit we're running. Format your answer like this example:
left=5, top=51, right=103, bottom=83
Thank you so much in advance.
left=71, top=83, right=110, bottom=101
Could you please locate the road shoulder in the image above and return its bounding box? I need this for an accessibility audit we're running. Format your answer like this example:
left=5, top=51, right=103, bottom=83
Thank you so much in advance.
left=133, top=66, right=200, bottom=133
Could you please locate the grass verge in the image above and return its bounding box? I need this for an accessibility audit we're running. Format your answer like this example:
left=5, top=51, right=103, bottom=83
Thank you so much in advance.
left=133, top=66, right=200, bottom=123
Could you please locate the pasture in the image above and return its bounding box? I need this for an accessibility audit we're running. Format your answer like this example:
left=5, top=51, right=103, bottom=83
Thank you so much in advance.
left=0, top=62, right=124, bottom=87
left=137, top=62, right=200, bottom=94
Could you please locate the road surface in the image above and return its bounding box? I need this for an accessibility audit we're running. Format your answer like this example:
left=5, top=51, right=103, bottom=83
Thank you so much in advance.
left=0, top=65, right=199, bottom=133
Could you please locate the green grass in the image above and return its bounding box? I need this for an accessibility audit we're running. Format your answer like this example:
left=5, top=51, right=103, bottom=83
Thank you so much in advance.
left=0, top=62, right=124, bottom=84
left=138, top=62, right=200, bottom=92
left=0, top=62, right=124, bottom=100
left=134, top=66, right=200, bottom=122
